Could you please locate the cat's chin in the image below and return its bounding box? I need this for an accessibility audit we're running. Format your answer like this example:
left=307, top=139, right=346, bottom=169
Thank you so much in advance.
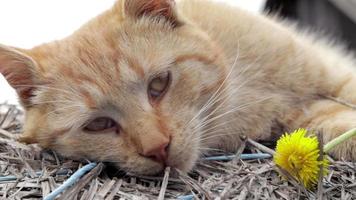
left=119, top=150, right=199, bottom=176
left=121, top=158, right=197, bottom=176
left=168, top=162, right=196, bottom=174
left=166, top=149, right=200, bottom=174
left=114, top=161, right=164, bottom=176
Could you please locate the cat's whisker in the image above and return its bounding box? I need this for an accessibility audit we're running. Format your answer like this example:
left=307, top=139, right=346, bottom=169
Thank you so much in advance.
left=189, top=125, right=232, bottom=142
left=199, top=95, right=273, bottom=130
left=183, top=102, right=234, bottom=146
left=198, top=147, right=226, bottom=154
left=191, top=95, right=258, bottom=134
left=186, top=93, right=271, bottom=147
left=193, top=131, right=239, bottom=149
left=184, top=75, right=236, bottom=138
left=189, top=83, right=236, bottom=131
left=190, top=65, right=264, bottom=132
left=184, top=45, right=241, bottom=130
left=197, top=147, right=223, bottom=151
left=198, top=132, right=238, bottom=143
left=233, top=53, right=263, bottom=81
left=184, top=73, right=232, bottom=130
left=195, top=118, right=237, bottom=137
left=190, top=95, right=272, bottom=142
left=188, top=126, right=229, bottom=145
left=199, top=126, right=235, bottom=139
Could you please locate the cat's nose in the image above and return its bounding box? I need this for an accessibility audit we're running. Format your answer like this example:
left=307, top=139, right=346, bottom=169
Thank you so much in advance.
left=141, top=139, right=170, bottom=164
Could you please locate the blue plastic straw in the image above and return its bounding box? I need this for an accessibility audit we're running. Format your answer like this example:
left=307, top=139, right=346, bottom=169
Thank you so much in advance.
left=202, top=153, right=271, bottom=161
left=178, top=194, right=194, bottom=200
left=0, top=171, right=42, bottom=182
left=0, top=169, right=69, bottom=182
left=43, top=162, right=97, bottom=200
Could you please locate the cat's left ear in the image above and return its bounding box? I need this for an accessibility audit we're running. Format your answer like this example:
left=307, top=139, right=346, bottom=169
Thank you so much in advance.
left=0, top=44, right=39, bottom=107
left=116, top=0, right=182, bottom=27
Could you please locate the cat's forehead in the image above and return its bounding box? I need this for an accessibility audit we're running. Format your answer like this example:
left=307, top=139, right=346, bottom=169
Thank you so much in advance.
left=32, top=27, right=171, bottom=79
left=29, top=14, right=221, bottom=109
left=33, top=20, right=211, bottom=83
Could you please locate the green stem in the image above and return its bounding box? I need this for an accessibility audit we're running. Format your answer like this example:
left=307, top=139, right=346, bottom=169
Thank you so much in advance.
left=323, top=128, right=356, bottom=153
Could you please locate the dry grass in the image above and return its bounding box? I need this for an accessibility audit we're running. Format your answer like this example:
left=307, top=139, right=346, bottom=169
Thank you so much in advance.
left=0, top=103, right=355, bottom=199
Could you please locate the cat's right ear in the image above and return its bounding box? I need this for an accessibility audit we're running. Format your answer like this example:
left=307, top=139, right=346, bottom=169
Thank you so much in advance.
left=0, top=44, right=39, bottom=107
left=114, top=0, right=182, bottom=27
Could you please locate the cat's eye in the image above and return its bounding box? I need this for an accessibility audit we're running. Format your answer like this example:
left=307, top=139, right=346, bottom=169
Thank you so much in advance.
left=83, top=117, right=119, bottom=133
left=148, top=71, right=171, bottom=102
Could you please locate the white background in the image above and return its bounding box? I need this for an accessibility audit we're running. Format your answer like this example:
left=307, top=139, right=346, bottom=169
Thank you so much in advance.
left=0, top=0, right=265, bottom=105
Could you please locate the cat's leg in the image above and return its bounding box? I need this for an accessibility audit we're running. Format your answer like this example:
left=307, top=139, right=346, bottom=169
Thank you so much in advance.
left=266, top=38, right=356, bottom=105
left=324, top=68, right=356, bottom=105
left=293, top=43, right=356, bottom=104
left=285, top=99, right=356, bottom=160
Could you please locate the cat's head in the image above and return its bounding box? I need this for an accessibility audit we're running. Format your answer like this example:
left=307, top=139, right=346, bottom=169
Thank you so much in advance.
left=0, top=0, right=228, bottom=175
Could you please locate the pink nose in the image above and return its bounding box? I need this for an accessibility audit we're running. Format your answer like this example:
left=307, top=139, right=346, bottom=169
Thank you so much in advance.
left=142, top=142, right=169, bottom=164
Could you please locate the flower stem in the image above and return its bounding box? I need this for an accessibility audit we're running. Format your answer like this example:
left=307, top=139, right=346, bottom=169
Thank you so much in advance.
left=323, top=128, right=356, bottom=153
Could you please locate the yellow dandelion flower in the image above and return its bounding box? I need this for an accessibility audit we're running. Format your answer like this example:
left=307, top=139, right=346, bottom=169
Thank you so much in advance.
left=274, top=128, right=329, bottom=189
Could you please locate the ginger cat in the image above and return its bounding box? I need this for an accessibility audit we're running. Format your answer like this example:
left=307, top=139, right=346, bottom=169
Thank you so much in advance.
left=1, top=0, right=356, bottom=175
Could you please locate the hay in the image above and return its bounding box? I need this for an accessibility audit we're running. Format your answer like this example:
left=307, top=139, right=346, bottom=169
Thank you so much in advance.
left=0, top=103, right=355, bottom=199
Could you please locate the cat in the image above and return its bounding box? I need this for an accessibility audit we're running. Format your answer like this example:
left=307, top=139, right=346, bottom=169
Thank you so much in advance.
left=1, top=0, right=356, bottom=175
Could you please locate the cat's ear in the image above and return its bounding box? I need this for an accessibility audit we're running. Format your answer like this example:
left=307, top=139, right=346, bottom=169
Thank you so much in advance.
left=116, top=0, right=181, bottom=27
left=0, top=44, right=38, bottom=107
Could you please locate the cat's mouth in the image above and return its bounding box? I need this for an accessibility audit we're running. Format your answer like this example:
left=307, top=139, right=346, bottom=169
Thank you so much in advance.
left=118, top=148, right=198, bottom=176
left=165, top=146, right=199, bottom=174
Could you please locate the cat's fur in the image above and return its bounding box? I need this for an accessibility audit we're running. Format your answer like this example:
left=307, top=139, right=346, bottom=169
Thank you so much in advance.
left=1, top=0, right=356, bottom=175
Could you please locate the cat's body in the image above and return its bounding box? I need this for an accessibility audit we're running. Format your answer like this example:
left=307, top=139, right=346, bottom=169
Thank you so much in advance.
left=1, top=0, right=356, bottom=175
left=180, top=0, right=356, bottom=152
